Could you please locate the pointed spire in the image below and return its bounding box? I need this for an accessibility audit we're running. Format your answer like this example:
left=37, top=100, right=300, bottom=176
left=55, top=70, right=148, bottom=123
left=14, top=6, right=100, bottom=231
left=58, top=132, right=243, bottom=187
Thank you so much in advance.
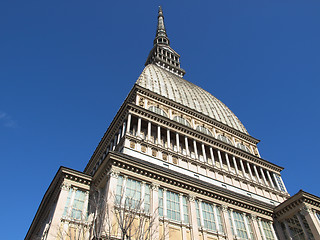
left=145, top=6, right=186, bottom=77
left=154, top=6, right=170, bottom=45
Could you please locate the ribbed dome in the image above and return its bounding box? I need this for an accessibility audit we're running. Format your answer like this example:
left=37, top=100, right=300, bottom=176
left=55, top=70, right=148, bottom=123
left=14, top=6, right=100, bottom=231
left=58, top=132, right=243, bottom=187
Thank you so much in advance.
left=136, top=64, right=248, bottom=134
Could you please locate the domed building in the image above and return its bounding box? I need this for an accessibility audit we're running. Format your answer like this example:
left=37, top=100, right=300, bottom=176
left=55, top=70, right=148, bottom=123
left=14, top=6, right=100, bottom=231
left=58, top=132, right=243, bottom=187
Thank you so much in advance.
left=26, top=7, right=320, bottom=240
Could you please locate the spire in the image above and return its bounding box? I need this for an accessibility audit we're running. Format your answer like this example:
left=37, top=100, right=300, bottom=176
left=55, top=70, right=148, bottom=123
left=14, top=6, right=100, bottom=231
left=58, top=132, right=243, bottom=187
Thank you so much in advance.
left=145, top=6, right=186, bottom=77
left=154, top=6, right=170, bottom=45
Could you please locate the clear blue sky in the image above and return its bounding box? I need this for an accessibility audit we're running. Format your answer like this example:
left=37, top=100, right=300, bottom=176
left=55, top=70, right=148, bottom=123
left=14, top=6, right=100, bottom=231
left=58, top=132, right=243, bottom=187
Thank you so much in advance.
left=1, top=1, right=319, bottom=239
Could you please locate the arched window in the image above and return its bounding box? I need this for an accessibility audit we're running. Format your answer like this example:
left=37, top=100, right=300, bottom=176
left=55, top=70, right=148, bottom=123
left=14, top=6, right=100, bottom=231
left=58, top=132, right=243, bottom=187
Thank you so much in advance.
left=148, top=106, right=168, bottom=118
left=236, top=143, right=251, bottom=153
left=173, top=116, right=191, bottom=127
left=196, top=125, right=213, bottom=136
left=217, top=135, right=233, bottom=145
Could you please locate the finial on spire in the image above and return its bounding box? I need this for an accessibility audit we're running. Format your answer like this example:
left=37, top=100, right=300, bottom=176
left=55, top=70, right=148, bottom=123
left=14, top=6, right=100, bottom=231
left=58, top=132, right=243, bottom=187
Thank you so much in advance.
left=155, top=6, right=169, bottom=45
left=145, top=6, right=186, bottom=77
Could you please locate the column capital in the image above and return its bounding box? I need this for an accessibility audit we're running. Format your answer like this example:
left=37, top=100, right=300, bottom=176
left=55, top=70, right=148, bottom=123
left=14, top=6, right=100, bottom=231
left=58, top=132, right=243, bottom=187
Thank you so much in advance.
left=61, top=182, right=71, bottom=191
left=221, top=204, right=228, bottom=212
left=151, top=183, right=160, bottom=191
left=300, top=204, right=313, bottom=216
left=250, top=214, right=258, bottom=221
left=108, top=169, right=119, bottom=179
left=188, top=194, right=196, bottom=202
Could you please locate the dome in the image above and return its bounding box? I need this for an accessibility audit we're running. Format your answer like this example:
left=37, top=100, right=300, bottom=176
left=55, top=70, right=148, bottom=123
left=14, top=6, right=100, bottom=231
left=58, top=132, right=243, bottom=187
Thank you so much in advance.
left=136, top=64, right=248, bottom=134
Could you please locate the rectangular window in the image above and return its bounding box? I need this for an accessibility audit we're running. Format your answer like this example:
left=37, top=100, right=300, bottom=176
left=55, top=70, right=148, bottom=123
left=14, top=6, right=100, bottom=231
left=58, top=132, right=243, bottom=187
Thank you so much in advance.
left=166, top=191, right=180, bottom=221
left=232, top=211, right=248, bottom=239
left=261, top=220, right=275, bottom=240
left=228, top=211, right=235, bottom=235
left=245, top=215, right=255, bottom=240
left=202, top=201, right=216, bottom=231
left=71, top=190, right=86, bottom=220
left=182, top=196, right=189, bottom=223
left=216, top=206, right=224, bottom=233
left=275, top=174, right=286, bottom=192
left=116, top=175, right=123, bottom=203
left=125, top=178, right=141, bottom=208
left=195, top=200, right=201, bottom=227
left=144, top=184, right=151, bottom=212
left=63, top=188, right=73, bottom=217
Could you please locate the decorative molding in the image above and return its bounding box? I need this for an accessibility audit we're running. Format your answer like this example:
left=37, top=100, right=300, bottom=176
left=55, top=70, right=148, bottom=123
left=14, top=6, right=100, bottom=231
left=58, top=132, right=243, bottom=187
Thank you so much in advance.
left=61, top=182, right=71, bottom=191
left=151, top=183, right=160, bottom=191
left=108, top=169, right=119, bottom=179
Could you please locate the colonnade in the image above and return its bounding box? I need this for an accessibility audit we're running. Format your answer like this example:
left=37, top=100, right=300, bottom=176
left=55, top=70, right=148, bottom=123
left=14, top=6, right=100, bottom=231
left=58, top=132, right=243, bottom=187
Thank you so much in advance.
left=121, top=114, right=286, bottom=194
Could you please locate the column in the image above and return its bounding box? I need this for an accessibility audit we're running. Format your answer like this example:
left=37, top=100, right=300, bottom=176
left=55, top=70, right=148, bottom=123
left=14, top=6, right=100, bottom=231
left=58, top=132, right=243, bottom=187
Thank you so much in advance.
left=126, top=113, right=131, bottom=133
left=120, top=176, right=127, bottom=206
left=202, top=144, right=207, bottom=163
left=232, top=156, right=239, bottom=175
left=253, top=165, right=262, bottom=183
left=273, top=173, right=281, bottom=191
left=163, top=188, right=167, bottom=218
left=212, top=204, right=220, bottom=232
left=157, top=125, right=161, bottom=145
left=251, top=215, right=263, bottom=240
left=193, top=140, right=198, bottom=159
left=258, top=218, right=267, bottom=240
left=269, top=221, right=279, bottom=240
left=284, top=220, right=293, bottom=240
left=117, top=128, right=121, bottom=144
left=176, top=133, right=180, bottom=153
left=151, top=183, right=160, bottom=239
left=167, top=129, right=171, bottom=149
left=260, top=167, right=268, bottom=186
left=221, top=205, right=233, bottom=238
left=82, top=191, right=89, bottom=222
left=246, top=162, right=254, bottom=180
left=185, top=136, right=189, bottom=156
left=217, top=150, right=223, bottom=169
left=113, top=135, right=117, bottom=150
left=243, top=213, right=251, bottom=239
left=296, top=213, right=309, bottom=239
left=105, top=170, right=120, bottom=235
left=46, top=182, right=72, bottom=238
left=273, top=220, right=288, bottom=240
left=266, top=170, right=275, bottom=188
left=198, top=199, right=204, bottom=228
left=301, top=205, right=320, bottom=240
left=141, top=182, right=146, bottom=210
left=213, top=128, right=217, bottom=138
left=188, top=195, right=199, bottom=240
left=239, top=159, right=246, bottom=178
left=225, top=153, right=231, bottom=172
left=121, top=121, right=126, bottom=137
left=210, top=147, right=215, bottom=166
left=137, top=117, right=141, bottom=137
left=279, top=175, right=288, bottom=192
left=147, top=121, right=151, bottom=141
left=179, top=194, right=184, bottom=222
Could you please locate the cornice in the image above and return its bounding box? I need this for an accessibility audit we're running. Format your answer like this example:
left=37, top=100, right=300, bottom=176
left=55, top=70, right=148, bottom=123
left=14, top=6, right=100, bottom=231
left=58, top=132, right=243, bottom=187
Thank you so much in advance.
left=106, top=151, right=275, bottom=217
left=135, top=85, right=260, bottom=145
left=127, top=103, right=284, bottom=172
left=274, top=190, right=320, bottom=218
left=84, top=87, right=137, bottom=174
left=25, top=167, right=92, bottom=240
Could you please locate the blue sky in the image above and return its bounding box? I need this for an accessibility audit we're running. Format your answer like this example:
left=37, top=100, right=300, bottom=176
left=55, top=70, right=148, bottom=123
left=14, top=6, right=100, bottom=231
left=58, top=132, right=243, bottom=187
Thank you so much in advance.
left=1, top=1, right=320, bottom=239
